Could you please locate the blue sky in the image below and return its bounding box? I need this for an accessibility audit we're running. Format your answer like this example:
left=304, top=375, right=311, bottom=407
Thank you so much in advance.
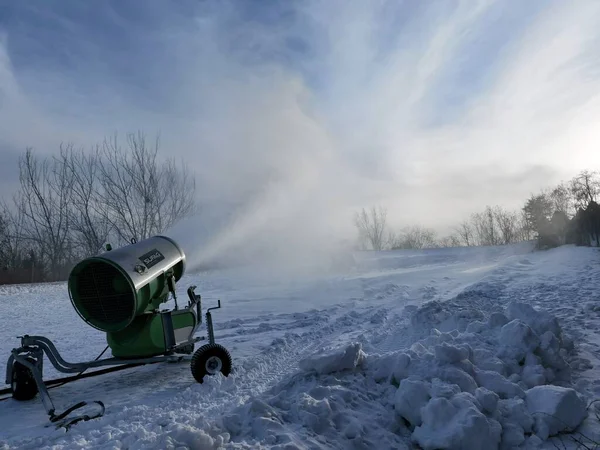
left=1, top=0, right=600, bottom=252
left=0, top=1, right=546, bottom=125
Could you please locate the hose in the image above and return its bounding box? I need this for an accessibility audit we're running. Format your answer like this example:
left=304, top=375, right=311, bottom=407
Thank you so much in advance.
left=48, top=345, right=109, bottom=390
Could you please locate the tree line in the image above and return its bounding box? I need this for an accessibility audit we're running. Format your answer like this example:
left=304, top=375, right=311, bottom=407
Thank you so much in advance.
left=2, top=131, right=599, bottom=284
left=0, top=132, right=196, bottom=284
left=354, top=170, right=600, bottom=251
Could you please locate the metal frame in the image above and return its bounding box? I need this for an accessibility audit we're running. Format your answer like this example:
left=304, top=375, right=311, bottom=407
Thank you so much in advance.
left=4, top=285, right=222, bottom=430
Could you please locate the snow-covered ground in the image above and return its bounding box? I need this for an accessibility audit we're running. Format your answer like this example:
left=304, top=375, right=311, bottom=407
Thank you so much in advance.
left=1, top=242, right=600, bottom=449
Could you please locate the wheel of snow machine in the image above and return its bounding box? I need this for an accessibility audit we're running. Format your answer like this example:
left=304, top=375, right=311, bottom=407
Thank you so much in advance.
left=190, top=343, right=232, bottom=383
left=11, top=357, right=38, bottom=401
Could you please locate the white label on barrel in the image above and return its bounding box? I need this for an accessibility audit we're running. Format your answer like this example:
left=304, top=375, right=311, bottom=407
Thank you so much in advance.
left=139, top=249, right=165, bottom=269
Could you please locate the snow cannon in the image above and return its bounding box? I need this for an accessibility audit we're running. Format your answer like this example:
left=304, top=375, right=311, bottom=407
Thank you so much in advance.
left=68, top=235, right=190, bottom=357
left=69, top=235, right=185, bottom=333
left=4, top=235, right=232, bottom=430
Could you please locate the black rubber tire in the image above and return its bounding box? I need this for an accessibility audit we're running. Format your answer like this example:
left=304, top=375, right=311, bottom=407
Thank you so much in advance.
left=190, top=343, right=232, bottom=383
left=11, top=357, right=38, bottom=401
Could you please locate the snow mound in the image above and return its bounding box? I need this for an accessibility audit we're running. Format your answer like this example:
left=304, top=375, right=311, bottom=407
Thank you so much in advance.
left=221, top=301, right=586, bottom=449
left=298, top=342, right=366, bottom=375
left=371, top=301, right=585, bottom=448
left=526, top=385, right=587, bottom=440
left=412, top=395, right=502, bottom=450
left=221, top=343, right=407, bottom=449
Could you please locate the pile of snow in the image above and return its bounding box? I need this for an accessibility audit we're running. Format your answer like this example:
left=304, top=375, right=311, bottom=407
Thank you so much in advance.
left=221, top=301, right=588, bottom=449
left=372, top=301, right=587, bottom=448
left=299, top=342, right=367, bottom=375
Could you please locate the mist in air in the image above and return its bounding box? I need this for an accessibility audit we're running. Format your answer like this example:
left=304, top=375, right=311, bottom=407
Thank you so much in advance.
left=2, top=1, right=600, bottom=274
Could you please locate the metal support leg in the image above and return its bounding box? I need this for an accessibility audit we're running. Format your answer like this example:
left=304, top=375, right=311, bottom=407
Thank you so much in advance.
left=206, top=300, right=221, bottom=345
left=187, top=286, right=203, bottom=325
left=11, top=352, right=57, bottom=418
left=162, top=311, right=176, bottom=351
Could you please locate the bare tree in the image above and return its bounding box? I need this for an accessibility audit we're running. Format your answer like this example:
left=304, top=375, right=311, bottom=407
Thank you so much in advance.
left=449, top=234, right=462, bottom=247
left=16, top=148, right=75, bottom=280
left=156, top=156, right=197, bottom=233
left=493, top=206, right=519, bottom=245
left=570, top=170, right=600, bottom=209
left=0, top=209, right=10, bottom=266
left=0, top=201, right=28, bottom=269
left=354, top=206, right=387, bottom=251
left=516, top=209, right=534, bottom=241
left=397, top=225, right=437, bottom=249
left=437, top=234, right=461, bottom=248
left=549, top=183, right=575, bottom=217
left=471, top=206, right=501, bottom=246
left=0, top=131, right=199, bottom=283
left=456, top=220, right=474, bottom=246
left=96, top=132, right=197, bottom=244
left=58, top=145, right=111, bottom=257
left=386, top=230, right=401, bottom=250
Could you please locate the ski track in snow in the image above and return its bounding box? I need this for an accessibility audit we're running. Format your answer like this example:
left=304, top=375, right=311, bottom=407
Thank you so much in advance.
left=0, top=243, right=599, bottom=448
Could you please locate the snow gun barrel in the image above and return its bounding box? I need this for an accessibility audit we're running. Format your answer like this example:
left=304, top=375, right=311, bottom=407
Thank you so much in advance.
left=67, top=235, right=186, bottom=333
